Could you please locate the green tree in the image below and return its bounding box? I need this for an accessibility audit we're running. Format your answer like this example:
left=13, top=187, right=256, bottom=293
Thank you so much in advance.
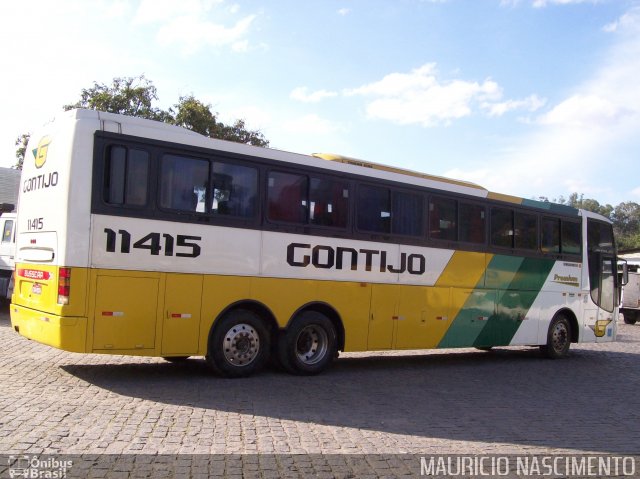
left=63, top=75, right=172, bottom=122
left=14, top=133, right=30, bottom=169
left=15, top=75, right=269, bottom=169
left=172, top=95, right=268, bottom=147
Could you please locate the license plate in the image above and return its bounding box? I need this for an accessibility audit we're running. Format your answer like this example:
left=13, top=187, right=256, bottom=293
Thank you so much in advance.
left=32, top=284, right=42, bottom=295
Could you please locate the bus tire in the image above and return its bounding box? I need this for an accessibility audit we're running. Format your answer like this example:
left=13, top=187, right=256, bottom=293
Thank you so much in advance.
left=278, top=311, right=337, bottom=375
left=206, top=309, right=270, bottom=378
left=163, top=356, right=190, bottom=363
left=540, top=314, right=571, bottom=359
left=623, top=312, right=638, bottom=325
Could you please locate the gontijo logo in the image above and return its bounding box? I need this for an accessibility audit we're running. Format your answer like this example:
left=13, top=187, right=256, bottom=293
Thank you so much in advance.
left=33, top=136, right=51, bottom=169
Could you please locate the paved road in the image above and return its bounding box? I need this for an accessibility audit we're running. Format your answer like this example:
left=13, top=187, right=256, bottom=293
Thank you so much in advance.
left=1, top=303, right=639, bottom=476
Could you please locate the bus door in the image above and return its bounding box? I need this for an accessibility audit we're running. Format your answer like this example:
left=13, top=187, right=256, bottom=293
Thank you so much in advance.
left=591, top=253, right=617, bottom=342
left=586, top=219, right=617, bottom=342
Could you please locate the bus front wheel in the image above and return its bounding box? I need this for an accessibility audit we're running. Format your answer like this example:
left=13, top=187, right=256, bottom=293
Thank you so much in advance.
left=623, top=312, right=638, bottom=325
left=206, top=309, right=270, bottom=378
left=540, top=315, right=571, bottom=359
left=278, top=311, right=337, bottom=375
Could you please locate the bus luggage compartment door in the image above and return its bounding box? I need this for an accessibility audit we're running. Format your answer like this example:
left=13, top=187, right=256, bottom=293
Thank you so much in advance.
left=93, top=274, right=159, bottom=351
left=161, top=274, right=202, bottom=355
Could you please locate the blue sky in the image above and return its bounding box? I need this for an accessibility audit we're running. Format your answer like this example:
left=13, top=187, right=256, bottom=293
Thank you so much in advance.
left=1, top=0, right=639, bottom=205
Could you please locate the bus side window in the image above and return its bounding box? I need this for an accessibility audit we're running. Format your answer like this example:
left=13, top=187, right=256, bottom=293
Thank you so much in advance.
left=2, top=220, right=13, bottom=243
left=490, top=207, right=513, bottom=248
left=357, top=185, right=390, bottom=233
left=105, top=146, right=150, bottom=207
left=430, top=196, right=457, bottom=241
left=540, top=217, right=560, bottom=254
left=309, top=177, right=348, bottom=228
left=562, top=221, right=581, bottom=255
left=211, top=162, right=258, bottom=218
left=392, top=191, right=422, bottom=236
left=459, top=203, right=485, bottom=244
left=160, top=154, right=209, bottom=213
left=267, top=172, right=308, bottom=223
left=515, top=211, right=537, bottom=250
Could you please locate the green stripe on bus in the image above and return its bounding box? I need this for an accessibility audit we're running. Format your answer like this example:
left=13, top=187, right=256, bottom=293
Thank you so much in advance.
left=438, top=256, right=555, bottom=349
left=473, top=257, right=555, bottom=347
left=438, top=255, right=521, bottom=348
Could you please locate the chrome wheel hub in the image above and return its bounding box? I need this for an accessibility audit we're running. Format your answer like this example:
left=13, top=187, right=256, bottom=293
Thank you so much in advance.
left=295, top=325, right=328, bottom=365
left=223, top=323, right=260, bottom=366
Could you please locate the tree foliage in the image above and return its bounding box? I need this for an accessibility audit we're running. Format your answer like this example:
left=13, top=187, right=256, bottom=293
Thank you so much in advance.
left=14, top=133, right=30, bottom=170
left=15, top=75, right=268, bottom=169
left=538, top=193, right=640, bottom=250
left=63, top=75, right=172, bottom=122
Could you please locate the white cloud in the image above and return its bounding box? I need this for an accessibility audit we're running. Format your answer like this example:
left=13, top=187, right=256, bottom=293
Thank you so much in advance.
left=282, top=114, right=341, bottom=135
left=133, top=0, right=257, bottom=55
left=134, top=0, right=223, bottom=25
left=290, top=87, right=338, bottom=103
left=156, top=14, right=256, bottom=55
left=532, top=0, right=597, bottom=7
left=483, top=95, right=546, bottom=117
left=603, top=6, right=640, bottom=33
left=345, top=63, right=540, bottom=126
left=537, top=94, right=632, bottom=128
left=337, top=8, right=351, bottom=16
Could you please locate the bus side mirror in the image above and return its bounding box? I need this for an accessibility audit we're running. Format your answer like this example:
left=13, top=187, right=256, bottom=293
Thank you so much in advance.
left=620, top=260, right=629, bottom=286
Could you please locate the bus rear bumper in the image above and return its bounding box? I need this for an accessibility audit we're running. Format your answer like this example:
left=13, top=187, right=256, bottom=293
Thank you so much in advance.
left=10, top=304, right=87, bottom=353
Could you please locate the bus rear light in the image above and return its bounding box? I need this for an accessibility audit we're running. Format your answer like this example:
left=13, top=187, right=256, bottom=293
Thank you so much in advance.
left=57, top=267, right=71, bottom=305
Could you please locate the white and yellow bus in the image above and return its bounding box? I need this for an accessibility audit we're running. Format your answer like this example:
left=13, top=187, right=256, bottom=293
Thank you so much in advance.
left=11, top=109, right=621, bottom=377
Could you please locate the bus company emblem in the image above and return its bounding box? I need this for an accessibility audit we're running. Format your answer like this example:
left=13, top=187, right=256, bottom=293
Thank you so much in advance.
left=33, top=136, right=51, bottom=169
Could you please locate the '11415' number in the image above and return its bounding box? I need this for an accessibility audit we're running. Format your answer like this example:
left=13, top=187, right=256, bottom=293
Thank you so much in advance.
left=104, top=229, right=201, bottom=258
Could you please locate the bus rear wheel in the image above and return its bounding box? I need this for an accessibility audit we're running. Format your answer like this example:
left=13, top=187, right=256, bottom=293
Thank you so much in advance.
left=278, top=311, right=337, bottom=375
left=206, top=309, right=270, bottom=378
left=623, top=312, right=638, bottom=325
left=540, top=315, right=571, bottom=359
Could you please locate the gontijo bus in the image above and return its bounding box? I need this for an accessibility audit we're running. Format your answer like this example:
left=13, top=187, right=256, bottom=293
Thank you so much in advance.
left=11, top=109, right=621, bottom=377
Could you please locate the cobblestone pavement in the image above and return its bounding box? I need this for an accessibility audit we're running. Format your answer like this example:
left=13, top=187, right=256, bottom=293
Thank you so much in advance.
left=1, top=304, right=639, bottom=476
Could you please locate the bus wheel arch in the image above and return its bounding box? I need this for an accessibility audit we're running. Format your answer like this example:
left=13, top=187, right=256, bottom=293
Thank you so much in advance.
left=206, top=300, right=277, bottom=377
left=540, top=310, right=574, bottom=359
left=278, top=303, right=343, bottom=375
left=554, top=307, right=579, bottom=343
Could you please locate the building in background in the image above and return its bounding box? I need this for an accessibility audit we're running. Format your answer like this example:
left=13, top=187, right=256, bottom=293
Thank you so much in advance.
left=0, top=167, right=20, bottom=212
